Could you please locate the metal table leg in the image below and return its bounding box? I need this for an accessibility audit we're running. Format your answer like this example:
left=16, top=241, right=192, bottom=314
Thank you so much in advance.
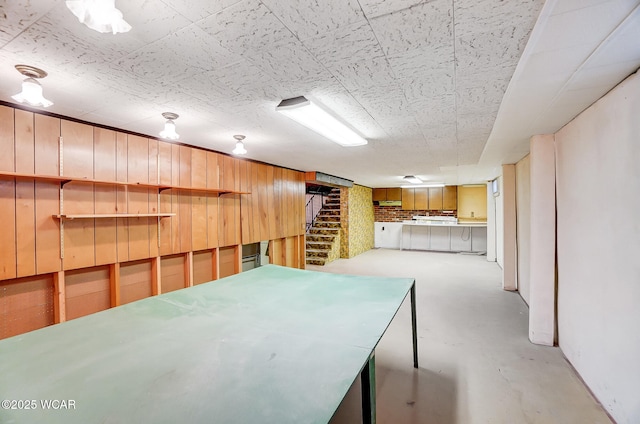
left=411, top=283, right=418, bottom=368
left=361, top=353, right=376, bottom=424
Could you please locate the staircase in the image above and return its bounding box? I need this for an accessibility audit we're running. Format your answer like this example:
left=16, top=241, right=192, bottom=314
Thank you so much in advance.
left=306, top=188, right=341, bottom=266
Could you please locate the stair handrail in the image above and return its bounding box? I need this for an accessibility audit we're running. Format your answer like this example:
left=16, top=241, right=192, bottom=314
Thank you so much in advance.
left=305, top=192, right=328, bottom=232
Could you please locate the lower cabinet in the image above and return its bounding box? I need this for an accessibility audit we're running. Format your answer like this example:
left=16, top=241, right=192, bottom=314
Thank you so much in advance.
left=400, top=225, right=486, bottom=252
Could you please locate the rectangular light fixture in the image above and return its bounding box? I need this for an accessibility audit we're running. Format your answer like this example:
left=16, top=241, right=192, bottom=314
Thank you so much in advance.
left=403, top=175, right=423, bottom=184
left=400, top=183, right=445, bottom=188
left=276, top=96, right=367, bottom=147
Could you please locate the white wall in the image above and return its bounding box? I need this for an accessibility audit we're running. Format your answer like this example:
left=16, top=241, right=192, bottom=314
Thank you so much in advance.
left=374, top=222, right=402, bottom=249
left=495, top=176, right=504, bottom=268
left=528, top=134, right=557, bottom=346
left=555, top=71, right=640, bottom=424
left=515, top=155, right=531, bottom=305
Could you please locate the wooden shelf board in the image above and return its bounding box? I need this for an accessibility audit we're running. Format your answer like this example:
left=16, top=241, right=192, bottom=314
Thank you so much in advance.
left=54, top=213, right=176, bottom=220
left=0, top=171, right=249, bottom=195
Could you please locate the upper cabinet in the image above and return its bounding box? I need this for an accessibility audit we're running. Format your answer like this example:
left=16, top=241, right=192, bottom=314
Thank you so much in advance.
left=374, top=185, right=459, bottom=211
left=443, top=186, right=457, bottom=210
left=401, top=188, right=415, bottom=209
left=373, top=187, right=402, bottom=201
left=428, top=187, right=443, bottom=210
left=398, top=186, right=458, bottom=211
left=413, top=188, right=428, bottom=209
left=372, top=188, right=386, bottom=201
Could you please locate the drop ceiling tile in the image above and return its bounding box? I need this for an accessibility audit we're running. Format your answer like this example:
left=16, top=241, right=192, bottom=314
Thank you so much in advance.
left=457, top=113, right=496, bottom=135
left=245, top=37, right=333, bottom=88
left=162, top=0, right=243, bottom=23
left=457, top=139, right=486, bottom=165
left=454, top=0, right=543, bottom=39
left=455, top=23, right=532, bottom=78
left=260, top=0, right=365, bottom=41
left=456, top=78, right=510, bottom=116
left=3, top=6, right=146, bottom=70
left=117, top=26, right=236, bottom=82
left=303, top=21, right=394, bottom=92
left=359, top=0, right=428, bottom=19
left=387, top=44, right=455, bottom=79
left=411, top=94, right=456, bottom=126
left=115, top=1, right=193, bottom=44
left=420, top=123, right=457, bottom=142
left=214, top=62, right=284, bottom=101
left=196, top=0, right=294, bottom=57
left=0, top=1, right=55, bottom=46
left=369, top=0, right=453, bottom=57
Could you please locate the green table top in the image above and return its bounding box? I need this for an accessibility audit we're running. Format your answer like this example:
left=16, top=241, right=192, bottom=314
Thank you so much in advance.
left=0, top=265, right=414, bottom=424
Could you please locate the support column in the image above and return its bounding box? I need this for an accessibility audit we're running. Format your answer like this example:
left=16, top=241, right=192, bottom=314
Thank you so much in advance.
left=502, top=164, right=517, bottom=291
left=529, top=134, right=556, bottom=346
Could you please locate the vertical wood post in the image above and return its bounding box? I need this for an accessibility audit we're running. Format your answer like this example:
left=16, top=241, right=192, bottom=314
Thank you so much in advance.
left=151, top=256, right=161, bottom=295
left=53, top=270, right=66, bottom=323
left=110, top=263, right=120, bottom=307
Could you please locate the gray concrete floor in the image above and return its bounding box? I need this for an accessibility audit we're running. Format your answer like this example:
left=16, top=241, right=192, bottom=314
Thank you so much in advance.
left=307, top=248, right=612, bottom=424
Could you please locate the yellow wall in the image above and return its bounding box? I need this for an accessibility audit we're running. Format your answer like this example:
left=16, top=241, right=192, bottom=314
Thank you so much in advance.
left=340, top=184, right=374, bottom=258
left=457, top=185, right=487, bottom=219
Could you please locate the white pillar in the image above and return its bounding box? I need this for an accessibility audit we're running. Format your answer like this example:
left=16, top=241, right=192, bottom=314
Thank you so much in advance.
left=528, top=134, right=556, bottom=346
left=502, top=164, right=517, bottom=291
left=486, top=181, right=496, bottom=262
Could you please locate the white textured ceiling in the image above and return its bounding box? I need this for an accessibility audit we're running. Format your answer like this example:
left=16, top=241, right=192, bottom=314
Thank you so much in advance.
left=0, top=0, right=638, bottom=187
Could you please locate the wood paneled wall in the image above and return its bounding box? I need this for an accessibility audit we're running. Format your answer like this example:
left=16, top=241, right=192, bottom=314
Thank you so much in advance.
left=0, top=105, right=306, bottom=339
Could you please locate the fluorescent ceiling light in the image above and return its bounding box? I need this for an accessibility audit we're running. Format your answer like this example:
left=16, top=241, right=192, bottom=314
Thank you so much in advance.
left=276, top=96, right=367, bottom=147
left=232, top=135, right=247, bottom=155
left=403, top=175, right=423, bottom=184
left=11, top=65, right=53, bottom=108
left=400, top=183, right=445, bottom=188
left=66, top=0, right=131, bottom=34
left=159, top=112, right=179, bottom=140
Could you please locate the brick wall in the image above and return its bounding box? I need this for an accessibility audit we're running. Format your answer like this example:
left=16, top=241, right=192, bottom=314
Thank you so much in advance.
left=374, top=205, right=456, bottom=222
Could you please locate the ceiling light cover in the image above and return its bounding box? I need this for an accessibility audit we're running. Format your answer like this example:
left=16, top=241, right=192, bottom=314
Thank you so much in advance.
left=400, top=183, right=445, bottom=188
left=403, top=175, right=423, bottom=184
left=232, top=135, right=247, bottom=155
left=66, top=0, right=131, bottom=34
left=11, top=65, right=53, bottom=108
left=159, top=112, right=179, bottom=140
left=276, top=96, right=367, bottom=147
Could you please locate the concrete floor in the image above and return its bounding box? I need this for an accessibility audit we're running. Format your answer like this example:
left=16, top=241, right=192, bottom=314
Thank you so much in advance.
left=307, top=248, right=612, bottom=424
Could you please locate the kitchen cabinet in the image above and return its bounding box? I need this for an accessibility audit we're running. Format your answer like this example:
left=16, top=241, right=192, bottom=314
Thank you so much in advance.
left=443, top=186, right=457, bottom=210
left=372, top=188, right=387, bottom=201
left=374, top=188, right=402, bottom=202
left=414, top=188, right=428, bottom=209
left=386, top=188, right=401, bottom=201
left=428, top=187, right=443, bottom=210
left=401, top=188, right=414, bottom=210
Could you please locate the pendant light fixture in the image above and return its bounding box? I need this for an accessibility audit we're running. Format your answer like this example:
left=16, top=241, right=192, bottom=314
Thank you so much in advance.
left=11, top=65, right=54, bottom=108
left=66, top=0, right=131, bottom=34
left=232, top=135, right=247, bottom=155
left=159, top=112, right=179, bottom=140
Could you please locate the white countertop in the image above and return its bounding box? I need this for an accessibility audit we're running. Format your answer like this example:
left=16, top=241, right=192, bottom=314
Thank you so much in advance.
left=402, top=220, right=487, bottom=227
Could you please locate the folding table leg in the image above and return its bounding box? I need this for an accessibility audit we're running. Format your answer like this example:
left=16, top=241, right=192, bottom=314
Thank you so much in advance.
left=360, top=352, right=376, bottom=424
left=411, top=283, right=418, bottom=368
